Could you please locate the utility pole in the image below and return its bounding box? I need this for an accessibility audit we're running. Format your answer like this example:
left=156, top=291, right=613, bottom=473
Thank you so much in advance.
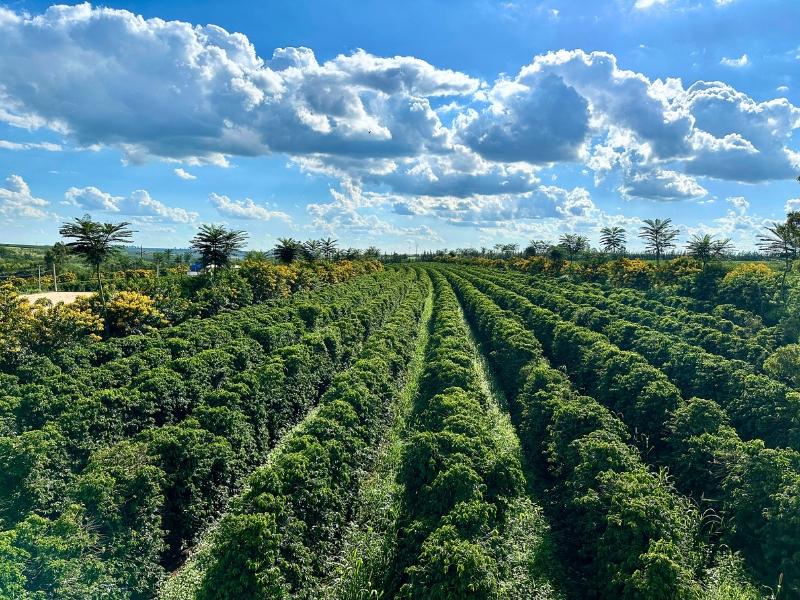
left=37, top=265, right=42, bottom=292
left=52, top=262, right=58, bottom=292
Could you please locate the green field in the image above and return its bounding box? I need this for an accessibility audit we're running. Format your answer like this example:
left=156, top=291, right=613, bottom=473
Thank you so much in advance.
left=2, top=261, right=798, bottom=599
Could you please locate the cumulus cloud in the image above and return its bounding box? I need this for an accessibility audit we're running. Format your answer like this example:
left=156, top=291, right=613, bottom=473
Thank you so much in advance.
left=0, top=174, right=52, bottom=219
left=307, top=180, right=442, bottom=241
left=456, top=73, right=591, bottom=163
left=121, top=190, right=198, bottom=223
left=0, top=4, right=473, bottom=165
left=720, top=54, right=749, bottom=68
left=682, top=82, right=800, bottom=181
left=210, top=193, right=291, bottom=221
left=684, top=203, right=767, bottom=248
left=64, top=185, right=197, bottom=223
left=64, top=186, right=121, bottom=211
left=518, top=50, right=694, bottom=159
left=174, top=168, right=197, bottom=180
left=786, top=198, right=800, bottom=213
left=726, top=195, right=749, bottom=213
left=634, top=0, right=671, bottom=9
left=0, top=4, right=797, bottom=210
left=620, top=168, right=707, bottom=201
left=390, top=185, right=598, bottom=226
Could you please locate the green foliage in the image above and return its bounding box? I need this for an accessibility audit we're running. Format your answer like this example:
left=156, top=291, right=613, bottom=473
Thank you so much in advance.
left=718, top=263, right=779, bottom=316
left=763, top=344, right=800, bottom=387
left=389, top=272, right=559, bottom=599
left=444, top=267, right=712, bottom=598
left=189, top=224, right=248, bottom=270
left=0, top=269, right=417, bottom=597
left=448, top=263, right=796, bottom=595
left=197, top=271, right=429, bottom=599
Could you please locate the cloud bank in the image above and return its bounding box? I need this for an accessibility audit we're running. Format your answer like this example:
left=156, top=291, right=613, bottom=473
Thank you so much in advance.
left=0, top=3, right=798, bottom=240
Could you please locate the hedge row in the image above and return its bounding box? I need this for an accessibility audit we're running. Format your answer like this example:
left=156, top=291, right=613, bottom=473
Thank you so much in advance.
left=193, top=270, right=431, bottom=599
left=388, top=270, right=559, bottom=599
left=447, top=267, right=799, bottom=593
left=0, top=269, right=403, bottom=524
left=557, top=273, right=772, bottom=341
left=469, top=267, right=800, bottom=450
left=524, top=274, right=770, bottom=364
left=442, top=267, right=737, bottom=598
left=1, top=269, right=400, bottom=434
left=609, top=285, right=773, bottom=344
left=0, top=268, right=417, bottom=599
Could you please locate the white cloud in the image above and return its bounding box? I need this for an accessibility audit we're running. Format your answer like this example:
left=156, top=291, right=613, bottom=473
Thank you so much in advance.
left=0, top=175, right=51, bottom=219
left=634, top=0, right=670, bottom=9
left=210, top=193, right=291, bottom=222
left=0, top=5, right=473, bottom=165
left=121, top=190, right=198, bottom=224
left=307, top=181, right=441, bottom=241
left=682, top=82, right=800, bottom=181
left=720, top=54, right=749, bottom=68
left=726, top=195, right=749, bottom=213
left=390, top=185, right=598, bottom=226
left=0, top=4, right=796, bottom=209
left=63, top=185, right=196, bottom=223
left=620, top=168, right=707, bottom=201
left=456, top=73, right=591, bottom=164
left=64, top=186, right=121, bottom=211
left=174, top=168, right=197, bottom=180
left=0, top=140, right=61, bottom=151
left=685, top=207, right=766, bottom=248
left=786, top=198, right=800, bottom=213
left=514, top=50, right=693, bottom=159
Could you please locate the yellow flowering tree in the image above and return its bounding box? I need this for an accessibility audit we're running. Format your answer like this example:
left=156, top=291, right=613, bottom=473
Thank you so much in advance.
left=604, top=258, right=655, bottom=290
left=0, top=283, right=104, bottom=360
left=0, top=283, right=31, bottom=356
left=78, top=291, right=166, bottom=337
left=28, top=300, right=103, bottom=352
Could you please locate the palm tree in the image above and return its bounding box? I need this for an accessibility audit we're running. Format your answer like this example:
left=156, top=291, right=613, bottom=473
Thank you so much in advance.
left=499, top=243, right=518, bottom=258
left=639, top=218, right=679, bottom=266
left=59, top=215, right=134, bottom=313
left=686, top=234, right=733, bottom=269
left=302, top=239, right=322, bottom=262
left=320, top=237, right=338, bottom=260
left=758, top=214, right=800, bottom=303
left=343, top=247, right=363, bottom=260
left=558, top=234, right=589, bottom=259
left=190, top=224, right=248, bottom=272
left=599, top=227, right=626, bottom=254
left=272, top=238, right=301, bottom=264
left=524, top=240, right=551, bottom=257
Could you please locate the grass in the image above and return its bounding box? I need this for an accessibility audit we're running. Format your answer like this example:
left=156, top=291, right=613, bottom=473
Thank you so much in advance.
left=453, top=290, right=564, bottom=600
left=319, top=283, right=434, bottom=600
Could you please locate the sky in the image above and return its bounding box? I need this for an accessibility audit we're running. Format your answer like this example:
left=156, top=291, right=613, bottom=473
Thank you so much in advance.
left=0, top=0, right=799, bottom=252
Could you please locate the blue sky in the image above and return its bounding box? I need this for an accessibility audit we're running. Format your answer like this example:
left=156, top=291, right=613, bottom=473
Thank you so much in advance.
left=1, top=0, right=799, bottom=252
